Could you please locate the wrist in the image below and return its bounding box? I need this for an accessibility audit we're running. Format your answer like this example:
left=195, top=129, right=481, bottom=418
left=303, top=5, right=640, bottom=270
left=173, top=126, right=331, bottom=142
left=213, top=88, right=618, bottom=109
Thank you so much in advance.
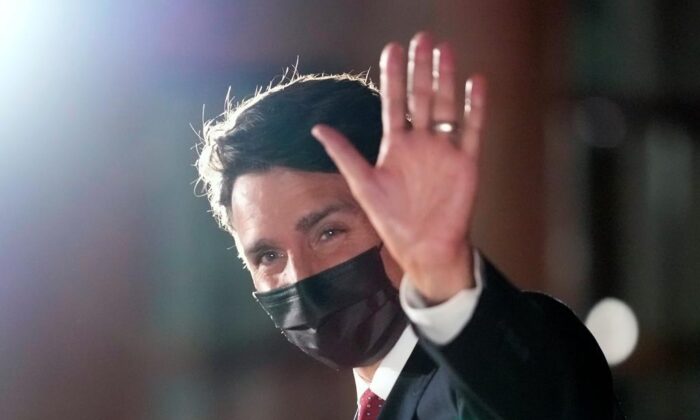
left=404, top=242, right=475, bottom=306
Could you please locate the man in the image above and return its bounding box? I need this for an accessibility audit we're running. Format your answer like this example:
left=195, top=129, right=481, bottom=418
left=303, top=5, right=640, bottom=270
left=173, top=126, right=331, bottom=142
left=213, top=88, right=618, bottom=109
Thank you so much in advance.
left=197, top=32, right=623, bottom=419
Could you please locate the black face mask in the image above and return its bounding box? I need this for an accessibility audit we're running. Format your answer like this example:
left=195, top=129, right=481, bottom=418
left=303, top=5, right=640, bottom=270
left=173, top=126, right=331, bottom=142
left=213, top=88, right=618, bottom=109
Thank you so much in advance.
left=252, top=246, right=407, bottom=370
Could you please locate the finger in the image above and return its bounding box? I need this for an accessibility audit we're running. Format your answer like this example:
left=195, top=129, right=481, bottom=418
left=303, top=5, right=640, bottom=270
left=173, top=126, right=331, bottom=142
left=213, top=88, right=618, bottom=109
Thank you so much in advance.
left=380, top=43, right=407, bottom=135
left=432, top=43, right=457, bottom=127
left=407, top=32, right=434, bottom=130
left=461, top=75, right=487, bottom=157
left=311, top=124, right=375, bottom=197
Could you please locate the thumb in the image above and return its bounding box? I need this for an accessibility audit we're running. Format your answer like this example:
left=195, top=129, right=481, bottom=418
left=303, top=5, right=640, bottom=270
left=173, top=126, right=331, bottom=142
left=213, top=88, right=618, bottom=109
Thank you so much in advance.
left=311, top=124, right=374, bottom=195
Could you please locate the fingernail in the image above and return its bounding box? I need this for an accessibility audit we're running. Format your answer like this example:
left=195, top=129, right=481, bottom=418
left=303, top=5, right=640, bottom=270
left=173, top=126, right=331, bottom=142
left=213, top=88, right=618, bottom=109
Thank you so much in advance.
left=409, top=31, right=432, bottom=58
left=412, top=31, right=432, bottom=45
left=381, top=43, right=401, bottom=69
left=466, top=76, right=487, bottom=107
left=474, top=76, right=487, bottom=106
left=435, top=43, right=453, bottom=61
left=311, top=125, right=324, bottom=138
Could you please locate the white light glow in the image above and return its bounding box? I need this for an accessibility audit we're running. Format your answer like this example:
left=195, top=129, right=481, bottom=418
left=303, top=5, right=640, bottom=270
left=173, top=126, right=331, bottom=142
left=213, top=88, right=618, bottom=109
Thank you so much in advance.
left=585, top=297, right=639, bottom=366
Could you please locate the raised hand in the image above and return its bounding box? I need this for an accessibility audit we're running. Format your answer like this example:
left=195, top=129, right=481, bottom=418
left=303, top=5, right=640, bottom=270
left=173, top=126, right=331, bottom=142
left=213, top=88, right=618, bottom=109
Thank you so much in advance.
left=311, top=32, right=487, bottom=304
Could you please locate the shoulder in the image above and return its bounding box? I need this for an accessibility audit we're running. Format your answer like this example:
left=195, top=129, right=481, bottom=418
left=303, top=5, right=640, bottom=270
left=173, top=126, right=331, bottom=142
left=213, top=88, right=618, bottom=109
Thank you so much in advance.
left=522, top=291, right=600, bottom=349
left=522, top=292, right=581, bottom=324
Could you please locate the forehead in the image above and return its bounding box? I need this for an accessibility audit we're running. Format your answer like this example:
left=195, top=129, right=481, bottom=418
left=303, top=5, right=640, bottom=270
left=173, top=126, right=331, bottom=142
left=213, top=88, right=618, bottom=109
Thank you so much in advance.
left=230, top=168, right=354, bottom=235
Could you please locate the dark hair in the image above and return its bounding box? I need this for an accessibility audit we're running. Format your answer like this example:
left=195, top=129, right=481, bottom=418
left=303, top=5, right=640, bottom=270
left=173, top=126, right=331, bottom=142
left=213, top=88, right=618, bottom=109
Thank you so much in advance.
left=196, top=73, right=383, bottom=232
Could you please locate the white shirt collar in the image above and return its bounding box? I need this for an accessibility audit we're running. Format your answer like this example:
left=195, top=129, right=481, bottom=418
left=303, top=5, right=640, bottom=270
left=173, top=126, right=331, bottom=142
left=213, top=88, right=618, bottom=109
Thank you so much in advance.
left=352, top=325, right=418, bottom=402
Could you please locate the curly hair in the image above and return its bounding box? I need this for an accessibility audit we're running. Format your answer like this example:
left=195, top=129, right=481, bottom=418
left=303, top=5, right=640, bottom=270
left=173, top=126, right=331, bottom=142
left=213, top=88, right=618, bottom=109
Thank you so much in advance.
left=195, top=72, right=384, bottom=233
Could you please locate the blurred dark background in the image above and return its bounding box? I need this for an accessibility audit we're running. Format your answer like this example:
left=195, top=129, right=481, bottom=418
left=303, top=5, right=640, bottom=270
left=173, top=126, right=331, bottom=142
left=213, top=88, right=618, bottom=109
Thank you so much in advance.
left=1, top=0, right=698, bottom=419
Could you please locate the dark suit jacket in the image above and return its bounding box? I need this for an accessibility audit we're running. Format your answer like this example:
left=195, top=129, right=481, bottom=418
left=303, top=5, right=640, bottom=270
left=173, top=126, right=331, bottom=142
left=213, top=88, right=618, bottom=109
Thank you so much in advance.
left=359, top=256, right=624, bottom=419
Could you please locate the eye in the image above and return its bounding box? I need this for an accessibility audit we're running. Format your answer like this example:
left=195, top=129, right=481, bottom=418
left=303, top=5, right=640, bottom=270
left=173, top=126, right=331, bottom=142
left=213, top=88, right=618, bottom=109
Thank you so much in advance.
left=257, top=250, right=281, bottom=266
left=319, top=228, right=345, bottom=242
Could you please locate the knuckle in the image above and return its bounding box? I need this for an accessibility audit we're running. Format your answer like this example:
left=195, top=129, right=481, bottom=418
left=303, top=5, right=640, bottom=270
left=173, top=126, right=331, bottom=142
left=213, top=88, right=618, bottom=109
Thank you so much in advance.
left=435, top=90, right=455, bottom=102
left=409, top=87, right=432, bottom=99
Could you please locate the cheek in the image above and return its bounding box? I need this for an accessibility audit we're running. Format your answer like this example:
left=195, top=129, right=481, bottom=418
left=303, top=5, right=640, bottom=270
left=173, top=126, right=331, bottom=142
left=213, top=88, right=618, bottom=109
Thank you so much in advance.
left=249, top=263, right=288, bottom=292
left=252, top=274, right=276, bottom=292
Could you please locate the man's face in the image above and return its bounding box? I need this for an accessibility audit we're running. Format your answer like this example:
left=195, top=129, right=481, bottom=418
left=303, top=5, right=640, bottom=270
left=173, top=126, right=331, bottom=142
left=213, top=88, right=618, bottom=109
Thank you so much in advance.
left=230, top=167, right=403, bottom=292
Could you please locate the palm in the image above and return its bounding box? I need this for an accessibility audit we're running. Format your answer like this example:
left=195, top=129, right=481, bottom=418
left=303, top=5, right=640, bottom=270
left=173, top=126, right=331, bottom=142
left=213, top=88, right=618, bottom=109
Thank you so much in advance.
left=312, top=32, right=486, bottom=299
left=366, top=129, right=477, bottom=269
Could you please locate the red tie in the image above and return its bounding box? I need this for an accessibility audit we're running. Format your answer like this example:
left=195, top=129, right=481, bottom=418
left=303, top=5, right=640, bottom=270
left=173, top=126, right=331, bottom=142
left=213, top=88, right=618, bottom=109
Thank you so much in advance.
left=358, top=389, right=385, bottom=420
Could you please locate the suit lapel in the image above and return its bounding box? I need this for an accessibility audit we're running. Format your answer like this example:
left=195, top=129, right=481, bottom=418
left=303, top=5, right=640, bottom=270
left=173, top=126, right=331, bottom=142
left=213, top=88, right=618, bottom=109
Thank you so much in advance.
left=377, top=343, right=436, bottom=420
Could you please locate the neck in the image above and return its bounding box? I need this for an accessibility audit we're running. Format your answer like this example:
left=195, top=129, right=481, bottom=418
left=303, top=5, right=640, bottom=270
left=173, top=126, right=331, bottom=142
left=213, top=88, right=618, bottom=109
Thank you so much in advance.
left=354, top=358, right=383, bottom=385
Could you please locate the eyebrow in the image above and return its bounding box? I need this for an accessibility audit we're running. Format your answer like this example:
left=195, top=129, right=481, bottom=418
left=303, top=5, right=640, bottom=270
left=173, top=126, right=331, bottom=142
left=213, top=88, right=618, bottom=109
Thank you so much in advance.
left=243, top=202, right=357, bottom=259
left=244, top=239, right=277, bottom=261
left=295, top=202, right=356, bottom=233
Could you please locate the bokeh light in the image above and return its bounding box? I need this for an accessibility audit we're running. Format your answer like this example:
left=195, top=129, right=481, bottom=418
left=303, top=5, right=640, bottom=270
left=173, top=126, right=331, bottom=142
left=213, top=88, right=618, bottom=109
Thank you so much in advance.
left=586, top=297, right=640, bottom=366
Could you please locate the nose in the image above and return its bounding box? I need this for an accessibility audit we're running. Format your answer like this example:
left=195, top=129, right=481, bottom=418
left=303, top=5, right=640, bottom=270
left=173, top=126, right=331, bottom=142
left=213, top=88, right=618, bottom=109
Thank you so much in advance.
left=281, top=252, right=314, bottom=286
